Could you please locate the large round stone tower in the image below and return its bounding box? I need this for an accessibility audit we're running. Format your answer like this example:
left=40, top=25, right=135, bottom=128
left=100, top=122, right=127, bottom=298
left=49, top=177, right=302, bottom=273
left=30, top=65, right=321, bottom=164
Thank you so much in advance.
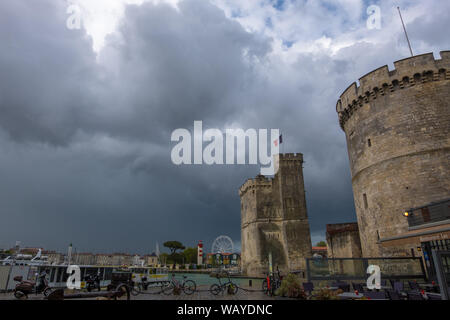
left=336, top=51, right=450, bottom=257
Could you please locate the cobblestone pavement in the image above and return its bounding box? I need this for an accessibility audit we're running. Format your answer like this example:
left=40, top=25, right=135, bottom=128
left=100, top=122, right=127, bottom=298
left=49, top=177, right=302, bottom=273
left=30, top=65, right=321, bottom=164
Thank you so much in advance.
left=0, top=285, right=273, bottom=300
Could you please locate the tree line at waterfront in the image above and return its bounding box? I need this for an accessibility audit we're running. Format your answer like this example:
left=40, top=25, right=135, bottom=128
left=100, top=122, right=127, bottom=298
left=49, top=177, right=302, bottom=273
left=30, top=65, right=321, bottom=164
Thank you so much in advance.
left=160, top=241, right=198, bottom=266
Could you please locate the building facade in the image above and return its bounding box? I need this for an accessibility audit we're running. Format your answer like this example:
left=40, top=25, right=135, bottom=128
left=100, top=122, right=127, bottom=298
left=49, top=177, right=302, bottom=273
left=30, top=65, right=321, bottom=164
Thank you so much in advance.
left=312, top=246, right=328, bottom=258
left=206, top=253, right=240, bottom=266
left=110, top=253, right=133, bottom=266
left=145, top=253, right=159, bottom=266
left=326, top=223, right=362, bottom=258
left=74, top=253, right=96, bottom=265
left=380, top=199, right=450, bottom=257
left=95, top=254, right=113, bottom=266
left=240, top=153, right=312, bottom=277
left=43, top=250, right=63, bottom=265
left=336, top=52, right=450, bottom=257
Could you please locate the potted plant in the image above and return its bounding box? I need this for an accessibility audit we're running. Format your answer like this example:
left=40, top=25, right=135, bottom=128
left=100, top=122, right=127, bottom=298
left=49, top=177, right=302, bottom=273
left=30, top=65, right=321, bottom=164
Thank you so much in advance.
left=275, top=274, right=307, bottom=300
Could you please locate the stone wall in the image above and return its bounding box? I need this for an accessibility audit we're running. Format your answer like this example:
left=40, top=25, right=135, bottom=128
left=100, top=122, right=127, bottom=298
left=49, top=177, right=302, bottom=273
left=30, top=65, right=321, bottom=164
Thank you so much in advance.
left=326, top=223, right=362, bottom=258
left=240, top=153, right=312, bottom=277
left=336, top=52, right=450, bottom=257
left=326, top=223, right=363, bottom=276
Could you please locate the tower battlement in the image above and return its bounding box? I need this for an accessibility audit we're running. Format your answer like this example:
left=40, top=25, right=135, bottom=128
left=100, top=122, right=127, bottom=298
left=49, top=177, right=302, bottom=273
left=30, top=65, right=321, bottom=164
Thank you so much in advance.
left=277, top=153, right=304, bottom=161
left=239, top=175, right=272, bottom=197
left=336, top=51, right=450, bottom=129
left=239, top=153, right=305, bottom=196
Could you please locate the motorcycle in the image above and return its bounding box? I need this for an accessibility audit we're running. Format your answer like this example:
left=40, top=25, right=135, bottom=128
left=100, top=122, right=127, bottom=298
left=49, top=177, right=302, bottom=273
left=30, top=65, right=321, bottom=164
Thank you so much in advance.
left=138, top=276, right=150, bottom=291
left=14, top=271, right=52, bottom=299
left=85, top=272, right=101, bottom=292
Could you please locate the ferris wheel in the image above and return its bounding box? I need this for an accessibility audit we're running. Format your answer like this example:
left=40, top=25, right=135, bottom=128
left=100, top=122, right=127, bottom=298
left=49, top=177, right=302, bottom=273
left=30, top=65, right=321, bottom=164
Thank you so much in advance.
left=211, top=235, right=234, bottom=254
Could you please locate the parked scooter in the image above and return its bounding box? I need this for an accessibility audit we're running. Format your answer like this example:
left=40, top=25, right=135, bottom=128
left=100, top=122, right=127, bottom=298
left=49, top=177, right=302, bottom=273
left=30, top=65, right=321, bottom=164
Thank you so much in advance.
left=14, top=270, right=52, bottom=299
left=138, top=276, right=150, bottom=291
left=85, top=272, right=101, bottom=292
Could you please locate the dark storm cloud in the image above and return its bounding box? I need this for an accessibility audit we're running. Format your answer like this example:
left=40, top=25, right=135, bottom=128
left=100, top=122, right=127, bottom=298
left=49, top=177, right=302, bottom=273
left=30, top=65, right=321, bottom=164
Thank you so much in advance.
left=0, top=0, right=448, bottom=253
left=0, top=0, right=98, bottom=146
left=0, top=0, right=271, bottom=252
left=95, top=0, right=270, bottom=142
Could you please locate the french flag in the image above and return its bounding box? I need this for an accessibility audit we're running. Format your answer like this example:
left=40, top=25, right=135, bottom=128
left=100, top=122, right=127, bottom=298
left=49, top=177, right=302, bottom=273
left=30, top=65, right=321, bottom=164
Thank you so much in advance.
left=274, top=134, right=283, bottom=147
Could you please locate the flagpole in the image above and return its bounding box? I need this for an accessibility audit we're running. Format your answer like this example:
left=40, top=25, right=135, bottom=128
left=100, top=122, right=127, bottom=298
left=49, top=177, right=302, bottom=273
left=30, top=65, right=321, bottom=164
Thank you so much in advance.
left=280, top=130, right=282, bottom=155
left=280, top=130, right=283, bottom=155
left=397, top=7, right=414, bottom=57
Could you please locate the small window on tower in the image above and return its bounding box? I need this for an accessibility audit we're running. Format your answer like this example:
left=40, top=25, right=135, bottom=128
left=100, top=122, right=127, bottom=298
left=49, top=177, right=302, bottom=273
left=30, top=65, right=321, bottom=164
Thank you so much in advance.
left=368, top=139, right=372, bottom=147
left=363, top=193, right=368, bottom=209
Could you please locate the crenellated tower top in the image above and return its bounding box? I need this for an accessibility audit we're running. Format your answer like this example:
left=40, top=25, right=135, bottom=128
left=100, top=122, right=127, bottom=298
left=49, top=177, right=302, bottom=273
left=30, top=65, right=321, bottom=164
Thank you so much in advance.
left=277, top=153, right=304, bottom=162
left=239, top=174, right=273, bottom=197
left=336, top=51, right=450, bottom=130
left=239, top=153, right=304, bottom=196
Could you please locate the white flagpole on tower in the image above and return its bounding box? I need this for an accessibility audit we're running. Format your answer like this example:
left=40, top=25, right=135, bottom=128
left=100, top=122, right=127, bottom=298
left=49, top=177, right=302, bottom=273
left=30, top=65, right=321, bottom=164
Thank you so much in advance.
left=397, top=7, right=414, bottom=57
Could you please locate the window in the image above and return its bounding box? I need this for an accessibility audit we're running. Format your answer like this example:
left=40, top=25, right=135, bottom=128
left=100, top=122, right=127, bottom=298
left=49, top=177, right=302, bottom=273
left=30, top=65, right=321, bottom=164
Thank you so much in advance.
left=284, top=197, right=294, bottom=208
left=98, top=268, right=105, bottom=280
left=368, top=139, right=372, bottom=147
left=62, top=267, right=70, bottom=282
left=104, top=268, right=113, bottom=280
left=363, top=194, right=368, bottom=209
left=57, top=267, right=65, bottom=282
left=50, top=268, right=56, bottom=282
left=421, top=207, right=431, bottom=223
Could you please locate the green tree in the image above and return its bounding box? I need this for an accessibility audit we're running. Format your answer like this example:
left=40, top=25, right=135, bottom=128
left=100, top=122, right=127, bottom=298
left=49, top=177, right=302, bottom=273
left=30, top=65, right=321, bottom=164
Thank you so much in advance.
left=159, top=253, right=170, bottom=265
left=315, top=241, right=327, bottom=247
left=163, top=241, right=185, bottom=255
left=183, top=247, right=198, bottom=264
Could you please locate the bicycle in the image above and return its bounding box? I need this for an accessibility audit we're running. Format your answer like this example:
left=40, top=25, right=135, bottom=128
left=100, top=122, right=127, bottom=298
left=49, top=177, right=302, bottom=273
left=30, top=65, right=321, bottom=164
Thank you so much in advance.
left=161, top=274, right=196, bottom=295
left=262, top=267, right=283, bottom=296
left=129, top=276, right=152, bottom=296
left=129, top=283, right=140, bottom=296
left=209, top=271, right=238, bottom=295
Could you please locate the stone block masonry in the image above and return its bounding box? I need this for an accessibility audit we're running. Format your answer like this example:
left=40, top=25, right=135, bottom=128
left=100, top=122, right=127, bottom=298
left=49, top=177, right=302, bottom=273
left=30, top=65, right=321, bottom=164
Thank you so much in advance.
left=239, top=153, right=312, bottom=277
left=336, top=52, right=450, bottom=257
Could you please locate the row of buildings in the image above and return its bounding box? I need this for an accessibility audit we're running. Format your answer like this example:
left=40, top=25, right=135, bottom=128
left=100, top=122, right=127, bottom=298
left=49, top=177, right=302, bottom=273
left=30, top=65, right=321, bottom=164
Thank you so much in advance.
left=71, top=252, right=159, bottom=266
left=1, top=245, right=244, bottom=268
left=205, top=253, right=241, bottom=266
left=0, top=246, right=159, bottom=267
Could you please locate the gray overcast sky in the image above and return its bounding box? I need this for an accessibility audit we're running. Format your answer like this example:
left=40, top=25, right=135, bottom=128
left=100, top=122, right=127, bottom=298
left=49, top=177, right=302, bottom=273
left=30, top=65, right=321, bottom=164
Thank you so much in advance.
left=0, top=0, right=449, bottom=254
